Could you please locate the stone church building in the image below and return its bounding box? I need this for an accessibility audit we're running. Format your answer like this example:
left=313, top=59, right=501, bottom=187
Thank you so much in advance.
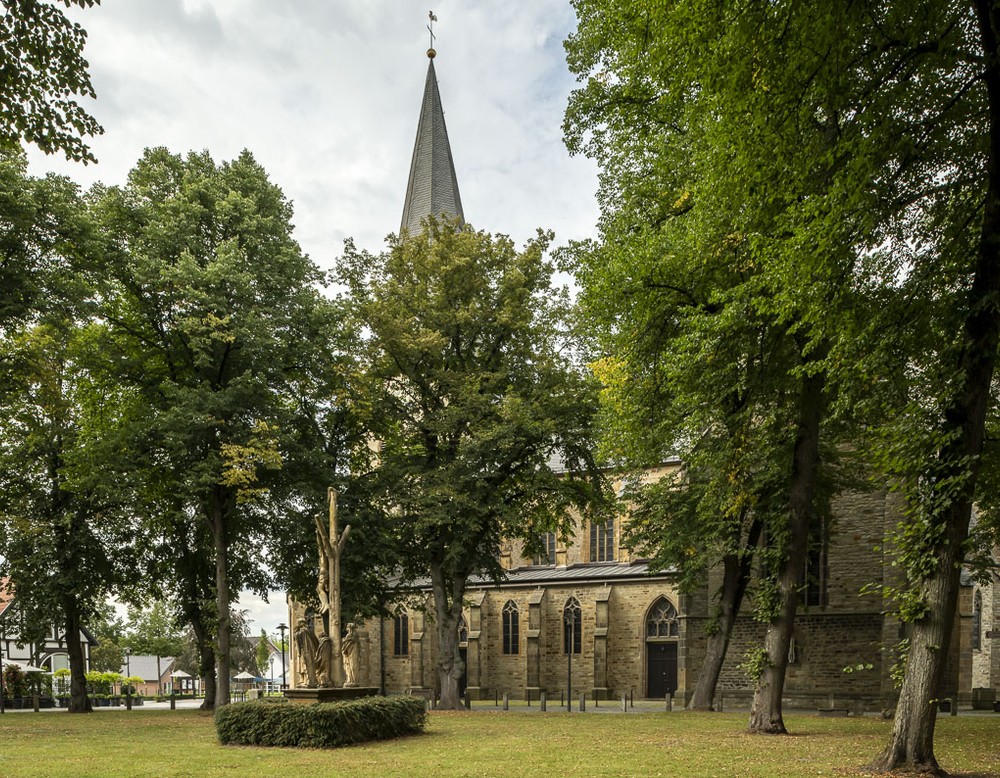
left=293, top=49, right=1000, bottom=712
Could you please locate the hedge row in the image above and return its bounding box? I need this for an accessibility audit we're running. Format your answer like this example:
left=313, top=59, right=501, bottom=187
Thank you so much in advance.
left=214, top=695, right=427, bottom=748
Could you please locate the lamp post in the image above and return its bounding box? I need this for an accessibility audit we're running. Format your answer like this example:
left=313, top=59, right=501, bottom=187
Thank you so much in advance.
left=124, top=647, right=132, bottom=710
left=277, top=622, right=287, bottom=690
left=269, top=656, right=274, bottom=694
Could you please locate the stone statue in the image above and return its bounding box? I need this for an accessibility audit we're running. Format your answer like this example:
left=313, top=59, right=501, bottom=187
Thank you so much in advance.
left=342, top=623, right=361, bottom=687
left=294, top=618, right=319, bottom=688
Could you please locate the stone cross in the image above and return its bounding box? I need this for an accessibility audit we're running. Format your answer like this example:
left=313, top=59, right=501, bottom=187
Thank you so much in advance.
left=315, top=487, right=351, bottom=687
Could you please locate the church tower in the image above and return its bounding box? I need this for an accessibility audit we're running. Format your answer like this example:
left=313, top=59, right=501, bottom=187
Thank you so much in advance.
left=399, top=48, right=464, bottom=235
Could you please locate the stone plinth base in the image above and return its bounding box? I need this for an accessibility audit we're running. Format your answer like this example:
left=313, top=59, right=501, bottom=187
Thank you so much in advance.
left=283, top=687, right=378, bottom=705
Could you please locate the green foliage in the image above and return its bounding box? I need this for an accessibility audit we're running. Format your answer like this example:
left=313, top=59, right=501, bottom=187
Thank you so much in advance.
left=255, top=629, right=270, bottom=676
left=84, top=670, right=121, bottom=694
left=340, top=217, right=606, bottom=590
left=214, top=696, right=427, bottom=748
left=2, top=664, right=28, bottom=697
left=89, top=640, right=124, bottom=673
left=0, top=0, right=102, bottom=161
left=739, top=645, right=770, bottom=685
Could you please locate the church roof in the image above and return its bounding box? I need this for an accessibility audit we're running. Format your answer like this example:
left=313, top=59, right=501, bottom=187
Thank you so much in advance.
left=400, top=52, right=464, bottom=236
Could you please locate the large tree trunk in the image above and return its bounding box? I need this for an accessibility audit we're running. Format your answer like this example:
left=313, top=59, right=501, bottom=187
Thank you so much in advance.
left=64, top=597, right=92, bottom=714
left=192, top=614, right=217, bottom=710
left=209, top=487, right=231, bottom=708
left=749, top=368, right=825, bottom=734
left=873, top=6, right=1000, bottom=771
left=429, top=563, right=466, bottom=710
left=689, top=518, right=762, bottom=711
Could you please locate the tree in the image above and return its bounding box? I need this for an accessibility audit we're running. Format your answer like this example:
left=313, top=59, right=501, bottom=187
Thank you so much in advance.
left=339, top=217, right=606, bottom=709
left=0, top=0, right=102, bottom=161
left=0, top=320, right=126, bottom=713
left=564, top=1, right=879, bottom=729
left=92, top=147, right=344, bottom=708
left=255, top=628, right=269, bottom=677
left=565, top=0, right=1000, bottom=769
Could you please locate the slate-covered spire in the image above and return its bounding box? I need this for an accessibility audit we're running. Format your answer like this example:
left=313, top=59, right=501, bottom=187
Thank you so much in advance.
left=400, top=49, right=464, bottom=236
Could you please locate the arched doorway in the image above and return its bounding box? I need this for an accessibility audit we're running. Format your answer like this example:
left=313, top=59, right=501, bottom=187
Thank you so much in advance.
left=645, top=597, right=679, bottom=698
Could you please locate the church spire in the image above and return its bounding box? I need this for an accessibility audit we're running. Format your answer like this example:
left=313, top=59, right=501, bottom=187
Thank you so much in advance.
left=400, top=47, right=464, bottom=236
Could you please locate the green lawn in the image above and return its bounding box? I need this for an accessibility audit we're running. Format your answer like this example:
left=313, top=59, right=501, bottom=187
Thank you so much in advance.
left=0, top=708, right=998, bottom=777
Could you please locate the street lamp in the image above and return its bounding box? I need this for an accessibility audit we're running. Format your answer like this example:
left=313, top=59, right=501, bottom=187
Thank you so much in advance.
left=124, top=647, right=132, bottom=710
left=277, top=623, right=287, bottom=691
left=564, top=609, right=574, bottom=713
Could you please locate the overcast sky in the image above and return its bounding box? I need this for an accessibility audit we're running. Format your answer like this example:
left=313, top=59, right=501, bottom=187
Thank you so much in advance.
left=27, top=0, right=599, bottom=638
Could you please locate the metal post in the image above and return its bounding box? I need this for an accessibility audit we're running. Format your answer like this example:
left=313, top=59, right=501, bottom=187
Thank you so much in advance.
left=621, top=692, right=627, bottom=712
left=277, top=623, right=287, bottom=691
left=665, top=692, right=672, bottom=712
left=503, top=692, right=509, bottom=711
left=951, top=696, right=958, bottom=717
left=495, top=690, right=499, bottom=707
left=1, top=650, right=5, bottom=714
left=630, top=689, right=634, bottom=709
left=125, top=648, right=132, bottom=711
left=170, top=692, right=176, bottom=710
left=580, top=692, right=586, bottom=712
left=540, top=691, right=546, bottom=712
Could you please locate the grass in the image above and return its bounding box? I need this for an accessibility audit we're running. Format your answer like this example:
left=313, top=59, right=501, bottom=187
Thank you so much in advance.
left=0, top=707, right=998, bottom=777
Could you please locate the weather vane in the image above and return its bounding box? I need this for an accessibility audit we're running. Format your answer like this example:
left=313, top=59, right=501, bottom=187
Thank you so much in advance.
left=427, top=10, right=437, bottom=50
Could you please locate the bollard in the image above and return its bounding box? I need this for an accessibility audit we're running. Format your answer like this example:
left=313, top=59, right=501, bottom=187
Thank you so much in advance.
left=951, top=697, right=958, bottom=717
left=527, top=688, right=531, bottom=707
left=621, top=693, right=628, bottom=712
left=33, top=694, right=39, bottom=713
left=170, top=693, right=176, bottom=710
left=630, top=690, right=634, bottom=709
left=503, top=693, right=509, bottom=711
left=464, top=692, right=471, bottom=710
left=580, top=693, right=586, bottom=712
left=560, top=691, right=564, bottom=708
left=540, top=691, right=547, bottom=712
left=126, top=692, right=132, bottom=711
left=495, top=690, right=499, bottom=708
left=665, top=693, right=672, bottom=712
left=718, top=692, right=724, bottom=713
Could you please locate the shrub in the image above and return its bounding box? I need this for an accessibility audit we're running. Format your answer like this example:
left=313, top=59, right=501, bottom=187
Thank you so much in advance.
left=215, top=695, right=427, bottom=748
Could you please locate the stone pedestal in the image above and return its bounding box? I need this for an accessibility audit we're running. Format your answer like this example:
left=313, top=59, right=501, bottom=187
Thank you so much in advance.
left=283, top=687, right=378, bottom=705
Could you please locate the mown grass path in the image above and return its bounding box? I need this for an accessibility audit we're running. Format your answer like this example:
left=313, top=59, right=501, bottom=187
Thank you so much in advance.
left=1, top=708, right=997, bottom=777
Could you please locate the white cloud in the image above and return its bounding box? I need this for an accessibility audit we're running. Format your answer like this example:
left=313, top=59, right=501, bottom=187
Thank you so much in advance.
left=28, top=1, right=599, bottom=271
left=26, top=2, right=599, bottom=625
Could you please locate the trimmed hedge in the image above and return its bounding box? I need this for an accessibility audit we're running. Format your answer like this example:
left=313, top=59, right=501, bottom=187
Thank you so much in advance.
left=214, top=695, right=427, bottom=748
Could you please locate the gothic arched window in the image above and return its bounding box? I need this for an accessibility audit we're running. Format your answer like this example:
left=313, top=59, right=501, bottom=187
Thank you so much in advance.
left=502, top=601, right=519, bottom=655
left=393, top=609, right=409, bottom=656
left=563, top=597, right=582, bottom=654
left=590, top=517, right=615, bottom=562
left=646, top=597, right=680, bottom=638
left=972, top=589, right=983, bottom=651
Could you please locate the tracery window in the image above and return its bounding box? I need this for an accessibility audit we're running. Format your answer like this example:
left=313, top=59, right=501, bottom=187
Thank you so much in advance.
left=972, top=589, right=982, bottom=651
left=393, top=609, right=409, bottom=656
left=590, top=517, right=615, bottom=562
left=646, top=597, right=680, bottom=638
left=457, top=615, right=468, bottom=645
left=563, top=597, right=582, bottom=654
left=532, top=532, right=556, bottom=566
left=502, top=601, right=519, bottom=655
